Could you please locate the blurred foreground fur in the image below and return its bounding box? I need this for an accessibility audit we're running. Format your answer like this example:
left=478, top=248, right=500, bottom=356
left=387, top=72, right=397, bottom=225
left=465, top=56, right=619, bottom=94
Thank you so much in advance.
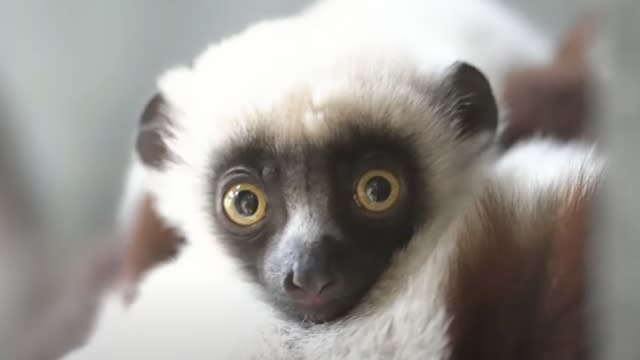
left=501, top=13, right=597, bottom=147
left=0, top=86, right=48, bottom=360
left=14, top=14, right=598, bottom=360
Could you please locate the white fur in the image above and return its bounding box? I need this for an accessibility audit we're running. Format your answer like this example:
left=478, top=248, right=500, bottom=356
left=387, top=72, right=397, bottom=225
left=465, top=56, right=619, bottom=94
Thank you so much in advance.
left=64, top=0, right=561, bottom=359
left=63, top=241, right=276, bottom=359
left=494, top=137, right=604, bottom=191
left=113, top=160, right=148, bottom=238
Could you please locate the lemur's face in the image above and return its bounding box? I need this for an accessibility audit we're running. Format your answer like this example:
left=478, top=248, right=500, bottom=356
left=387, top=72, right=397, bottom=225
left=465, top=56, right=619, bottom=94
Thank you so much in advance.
left=209, top=126, right=425, bottom=323
left=136, top=61, right=497, bottom=323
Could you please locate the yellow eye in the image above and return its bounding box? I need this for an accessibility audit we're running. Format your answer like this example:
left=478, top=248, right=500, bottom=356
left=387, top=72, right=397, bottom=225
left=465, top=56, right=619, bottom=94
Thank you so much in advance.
left=223, top=183, right=267, bottom=226
left=355, top=169, right=400, bottom=212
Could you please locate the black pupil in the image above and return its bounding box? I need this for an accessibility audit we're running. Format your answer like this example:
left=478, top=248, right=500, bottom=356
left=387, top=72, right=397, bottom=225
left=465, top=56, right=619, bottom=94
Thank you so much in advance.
left=365, top=176, right=391, bottom=203
left=234, top=190, right=259, bottom=216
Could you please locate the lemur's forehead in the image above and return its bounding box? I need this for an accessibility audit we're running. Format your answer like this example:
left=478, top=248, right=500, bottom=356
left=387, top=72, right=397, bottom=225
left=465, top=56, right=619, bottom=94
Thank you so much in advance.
left=208, top=82, right=448, bottom=171
left=152, top=27, right=460, bottom=181
left=156, top=37, right=445, bottom=139
left=158, top=62, right=447, bottom=161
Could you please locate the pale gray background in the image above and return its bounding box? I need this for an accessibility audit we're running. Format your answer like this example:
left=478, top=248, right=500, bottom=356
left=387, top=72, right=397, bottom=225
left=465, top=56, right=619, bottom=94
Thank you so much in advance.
left=0, top=0, right=636, bottom=358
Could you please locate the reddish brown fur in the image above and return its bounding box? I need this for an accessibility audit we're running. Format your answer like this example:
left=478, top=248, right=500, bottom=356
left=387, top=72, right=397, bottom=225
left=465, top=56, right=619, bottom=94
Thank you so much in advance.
left=448, top=181, right=596, bottom=360
left=120, top=195, right=183, bottom=301
left=532, top=185, right=591, bottom=359
left=500, top=14, right=597, bottom=148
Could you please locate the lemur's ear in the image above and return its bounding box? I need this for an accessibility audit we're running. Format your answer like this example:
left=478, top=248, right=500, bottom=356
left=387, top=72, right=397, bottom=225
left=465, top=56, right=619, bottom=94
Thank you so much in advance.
left=136, top=94, right=174, bottom=169
left=436, top=62, right=498, bottom=138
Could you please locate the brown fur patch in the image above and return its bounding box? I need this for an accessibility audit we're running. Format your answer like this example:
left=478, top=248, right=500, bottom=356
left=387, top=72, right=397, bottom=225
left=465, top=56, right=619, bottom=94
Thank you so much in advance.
left=501, top=14, right=597, bottom=148
left=119, top=194, right=184, bottom=302
left=448, top=180, right=597, bottom=360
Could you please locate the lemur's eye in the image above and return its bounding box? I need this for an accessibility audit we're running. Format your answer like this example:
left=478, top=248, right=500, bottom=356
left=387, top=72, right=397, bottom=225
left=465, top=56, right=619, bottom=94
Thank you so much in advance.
left=355, top=169, right=400, bottom=212
left=223, top=183, right=267, bottom=225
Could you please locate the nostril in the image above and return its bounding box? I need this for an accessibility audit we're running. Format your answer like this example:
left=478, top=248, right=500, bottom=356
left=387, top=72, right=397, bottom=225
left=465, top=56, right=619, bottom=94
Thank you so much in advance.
left=292, top=270, right=304, bottom=289
left=286, top=270, right=335, bottom=296
left=283, top=271, right=301, bottom=292
left=315, top=278, right=335, bottom=296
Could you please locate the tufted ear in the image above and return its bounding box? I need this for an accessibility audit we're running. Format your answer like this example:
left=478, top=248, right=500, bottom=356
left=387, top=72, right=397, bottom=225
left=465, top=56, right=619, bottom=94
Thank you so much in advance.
left=136, top=93, right=173, bottom=169
left=436, top=62, right=498, bottom=138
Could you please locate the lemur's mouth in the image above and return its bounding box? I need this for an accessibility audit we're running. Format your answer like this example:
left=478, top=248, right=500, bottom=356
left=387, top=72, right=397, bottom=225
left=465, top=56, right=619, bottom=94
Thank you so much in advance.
left=293, top=297, right=356, bottom=324
left=296, top=295, right=332, bottom=307
left=277, top=283, right=375, bottom=324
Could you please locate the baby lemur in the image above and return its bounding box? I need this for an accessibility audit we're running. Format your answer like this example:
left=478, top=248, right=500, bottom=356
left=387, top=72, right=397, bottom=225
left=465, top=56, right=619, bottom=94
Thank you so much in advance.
left=59, top=1, right=602, bottom=359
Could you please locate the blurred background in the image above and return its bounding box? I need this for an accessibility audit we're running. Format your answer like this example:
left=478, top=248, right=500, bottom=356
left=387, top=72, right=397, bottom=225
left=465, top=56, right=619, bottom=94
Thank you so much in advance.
left=0, top=0, right=637, bottom=359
